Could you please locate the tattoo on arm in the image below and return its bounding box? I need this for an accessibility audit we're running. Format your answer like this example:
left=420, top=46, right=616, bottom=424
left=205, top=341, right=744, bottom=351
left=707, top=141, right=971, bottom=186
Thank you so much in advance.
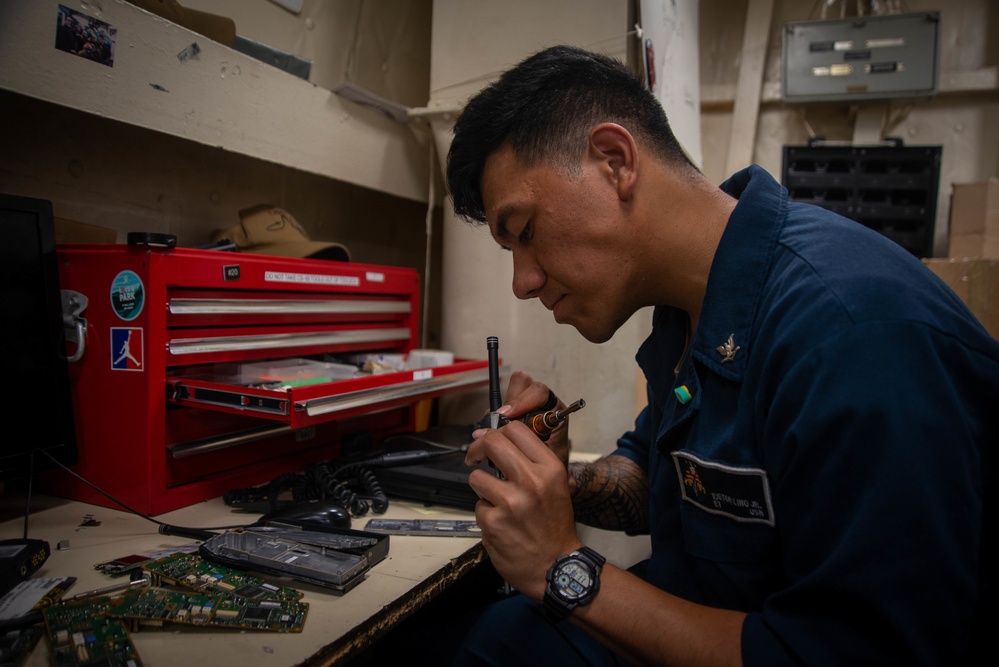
left=569, top=454, right=650, bottom=532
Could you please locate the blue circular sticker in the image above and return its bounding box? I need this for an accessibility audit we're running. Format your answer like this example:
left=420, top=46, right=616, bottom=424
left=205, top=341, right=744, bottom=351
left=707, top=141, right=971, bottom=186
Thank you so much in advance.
left=110, top=270, right=145, bottom=321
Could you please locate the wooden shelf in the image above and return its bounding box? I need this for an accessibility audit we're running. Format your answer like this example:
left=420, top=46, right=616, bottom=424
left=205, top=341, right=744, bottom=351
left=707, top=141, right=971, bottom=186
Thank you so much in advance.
left=0, top=0, right=428, bottom=203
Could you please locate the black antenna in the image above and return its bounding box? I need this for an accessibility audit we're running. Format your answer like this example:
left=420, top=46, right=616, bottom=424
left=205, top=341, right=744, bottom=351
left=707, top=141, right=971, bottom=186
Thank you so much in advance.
left=486, top=336, right=502, bottom=412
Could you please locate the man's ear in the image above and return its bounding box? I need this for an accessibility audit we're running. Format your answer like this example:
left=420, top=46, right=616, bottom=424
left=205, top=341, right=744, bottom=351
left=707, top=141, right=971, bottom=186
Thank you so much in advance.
left=588, top=123, right=638, bottom=201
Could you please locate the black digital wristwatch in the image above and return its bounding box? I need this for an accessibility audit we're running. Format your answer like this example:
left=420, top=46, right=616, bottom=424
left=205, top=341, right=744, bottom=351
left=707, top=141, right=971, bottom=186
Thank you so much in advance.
left=543, top=546, right=605, bottom=622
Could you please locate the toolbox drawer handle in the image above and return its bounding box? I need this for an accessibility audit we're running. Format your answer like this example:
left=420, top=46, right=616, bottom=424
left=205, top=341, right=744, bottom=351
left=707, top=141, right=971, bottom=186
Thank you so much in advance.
left=168, top=327, right=410, bottom=355
left=169, top=424, right=291, bottom=459
left=303, top=368, right=490, bottom=417
left=169, top=298, right=411, bottom=315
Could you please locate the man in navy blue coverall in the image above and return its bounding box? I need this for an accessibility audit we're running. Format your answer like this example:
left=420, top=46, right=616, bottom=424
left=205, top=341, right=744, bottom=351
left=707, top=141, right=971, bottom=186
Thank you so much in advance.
left=444, top=45, right=997, bottom=666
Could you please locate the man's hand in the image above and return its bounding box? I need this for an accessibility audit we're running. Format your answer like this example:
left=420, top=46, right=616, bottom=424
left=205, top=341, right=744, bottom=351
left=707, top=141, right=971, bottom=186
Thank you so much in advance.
left=465, top=419, right=581, bottom=600
left=494, top=370, right=571, bottom=466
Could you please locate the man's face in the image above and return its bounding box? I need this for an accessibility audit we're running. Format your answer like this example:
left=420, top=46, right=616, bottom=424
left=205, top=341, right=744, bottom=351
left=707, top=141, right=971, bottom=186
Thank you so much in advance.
left=479, top=143, right=640, bottom=344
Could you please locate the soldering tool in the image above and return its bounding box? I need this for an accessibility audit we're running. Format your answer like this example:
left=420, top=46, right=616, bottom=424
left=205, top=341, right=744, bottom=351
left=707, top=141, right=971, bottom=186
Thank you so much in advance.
left=523, top=398, right=586, bottom=441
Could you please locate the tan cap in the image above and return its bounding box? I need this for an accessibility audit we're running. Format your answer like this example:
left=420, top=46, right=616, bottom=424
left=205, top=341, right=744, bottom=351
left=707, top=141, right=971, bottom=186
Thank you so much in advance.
left=212, top=205, right=350, bottom=261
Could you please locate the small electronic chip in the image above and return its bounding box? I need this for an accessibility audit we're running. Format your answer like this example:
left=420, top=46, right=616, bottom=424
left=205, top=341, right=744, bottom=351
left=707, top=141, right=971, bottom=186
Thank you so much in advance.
left=93, top=554, right=152, bottom=578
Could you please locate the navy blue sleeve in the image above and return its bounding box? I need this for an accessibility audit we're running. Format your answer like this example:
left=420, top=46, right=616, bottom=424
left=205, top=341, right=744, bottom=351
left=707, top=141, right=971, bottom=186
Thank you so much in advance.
left=612, top=387, right=655, bottom=472
left=741, top=320, right=995, bottom=666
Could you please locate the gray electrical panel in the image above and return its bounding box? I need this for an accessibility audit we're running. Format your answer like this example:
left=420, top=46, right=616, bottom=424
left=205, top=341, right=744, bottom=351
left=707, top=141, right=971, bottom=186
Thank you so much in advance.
left=782, top=11, right=940, bottom=103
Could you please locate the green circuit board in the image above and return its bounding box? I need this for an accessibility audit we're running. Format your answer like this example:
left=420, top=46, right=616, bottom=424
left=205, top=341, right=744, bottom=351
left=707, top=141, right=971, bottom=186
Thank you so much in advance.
left=107, top=587, right=308, bottom=633
left=42, top=584, right=307, bottom=666
left=94, top=543, right=201, bottom=577
left=42, top=596, right=142, bottom=667
left=142, top=551, right=303, bottom=601
left=43, top=548, right=309, bottom=665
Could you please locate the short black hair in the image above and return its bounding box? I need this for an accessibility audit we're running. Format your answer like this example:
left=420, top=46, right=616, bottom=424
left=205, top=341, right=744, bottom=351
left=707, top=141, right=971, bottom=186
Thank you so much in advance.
left=446, top=44, right=695, bottom=224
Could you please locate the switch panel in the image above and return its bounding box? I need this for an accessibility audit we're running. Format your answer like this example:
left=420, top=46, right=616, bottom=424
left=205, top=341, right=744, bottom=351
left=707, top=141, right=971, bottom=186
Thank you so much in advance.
left=782, top=11, right=940, bottom=103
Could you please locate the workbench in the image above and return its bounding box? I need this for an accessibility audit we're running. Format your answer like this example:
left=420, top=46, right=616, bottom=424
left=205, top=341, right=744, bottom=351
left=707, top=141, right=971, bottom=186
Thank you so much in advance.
left=0, top=491, right=486, bottom=666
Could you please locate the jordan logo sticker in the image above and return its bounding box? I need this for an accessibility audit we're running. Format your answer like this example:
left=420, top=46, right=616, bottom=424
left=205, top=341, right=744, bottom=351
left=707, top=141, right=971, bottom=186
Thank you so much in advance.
left=111, top=327, right=143, bottom=371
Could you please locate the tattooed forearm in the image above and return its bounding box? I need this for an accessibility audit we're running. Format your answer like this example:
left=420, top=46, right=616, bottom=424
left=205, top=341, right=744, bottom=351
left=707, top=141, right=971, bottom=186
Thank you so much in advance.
left=568, top=454, right=649, bottom=532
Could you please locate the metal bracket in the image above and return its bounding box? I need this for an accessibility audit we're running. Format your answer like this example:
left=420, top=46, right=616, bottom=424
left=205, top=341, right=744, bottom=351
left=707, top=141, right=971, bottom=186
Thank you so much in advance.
left=61, top=289, right=88, bottom=362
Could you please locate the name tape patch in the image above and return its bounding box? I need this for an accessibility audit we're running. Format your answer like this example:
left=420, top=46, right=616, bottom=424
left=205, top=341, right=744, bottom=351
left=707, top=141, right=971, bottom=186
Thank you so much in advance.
left=671, top=451, right=775, bottom=526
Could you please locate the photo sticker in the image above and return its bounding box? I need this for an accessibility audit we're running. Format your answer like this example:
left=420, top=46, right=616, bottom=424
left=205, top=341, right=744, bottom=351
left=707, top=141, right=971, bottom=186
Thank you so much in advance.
left=55, top=5, right=117, bottom=67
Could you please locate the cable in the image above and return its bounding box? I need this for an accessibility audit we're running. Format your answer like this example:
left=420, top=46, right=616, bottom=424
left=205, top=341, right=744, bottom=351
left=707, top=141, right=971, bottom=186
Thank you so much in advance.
left=223, top=445, right=464, bottom=518
left=309, top=461, right=374, bottom=516
left=222, top=472, right=308, bottom=513
left=24, top=448, right=264, bottom=541
left=381, top=433, right=470, bottom=450
left=23, top=439, right=465, bottom=541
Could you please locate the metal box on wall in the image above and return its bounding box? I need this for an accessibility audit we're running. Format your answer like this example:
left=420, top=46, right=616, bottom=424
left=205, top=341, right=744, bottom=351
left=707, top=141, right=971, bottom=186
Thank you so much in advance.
left=782, top=11, right=940, bottom=103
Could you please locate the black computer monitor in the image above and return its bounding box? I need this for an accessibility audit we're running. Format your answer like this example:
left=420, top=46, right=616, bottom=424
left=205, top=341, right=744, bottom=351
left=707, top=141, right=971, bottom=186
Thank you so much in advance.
left=0, top=193, right=78, bottom=483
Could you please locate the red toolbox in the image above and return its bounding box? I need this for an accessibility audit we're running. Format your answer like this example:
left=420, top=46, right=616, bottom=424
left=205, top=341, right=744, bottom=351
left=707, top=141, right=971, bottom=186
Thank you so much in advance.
left=46, top=243, right=487, bottom=515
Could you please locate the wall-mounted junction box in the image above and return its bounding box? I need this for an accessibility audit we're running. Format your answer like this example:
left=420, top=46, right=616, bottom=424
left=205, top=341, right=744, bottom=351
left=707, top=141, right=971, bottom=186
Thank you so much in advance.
left=782, top=11, right=940, bottom=103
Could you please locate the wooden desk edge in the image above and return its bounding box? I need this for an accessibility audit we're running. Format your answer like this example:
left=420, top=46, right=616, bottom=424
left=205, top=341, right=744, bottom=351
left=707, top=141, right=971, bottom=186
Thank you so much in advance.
left=300, top=541, right=486, bottom=666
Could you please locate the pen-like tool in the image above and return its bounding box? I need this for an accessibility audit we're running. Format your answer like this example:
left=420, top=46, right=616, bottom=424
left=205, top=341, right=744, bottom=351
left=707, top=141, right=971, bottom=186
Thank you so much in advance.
left=480, top=336, right=509, bottom=478
left=482, top=336, right=509, bottom=430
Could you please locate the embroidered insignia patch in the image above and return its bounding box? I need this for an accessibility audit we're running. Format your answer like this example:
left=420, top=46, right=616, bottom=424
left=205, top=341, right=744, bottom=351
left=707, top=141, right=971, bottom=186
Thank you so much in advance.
left=671, top=451, right=774, bottom=526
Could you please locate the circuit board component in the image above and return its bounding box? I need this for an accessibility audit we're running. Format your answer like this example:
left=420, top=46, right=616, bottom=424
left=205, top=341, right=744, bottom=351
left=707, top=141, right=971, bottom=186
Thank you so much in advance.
left=43, top=596, right=142, bottom=667
left=107, top=588, right=308, bottom=633
left=141, top=552, right=303, bottom=601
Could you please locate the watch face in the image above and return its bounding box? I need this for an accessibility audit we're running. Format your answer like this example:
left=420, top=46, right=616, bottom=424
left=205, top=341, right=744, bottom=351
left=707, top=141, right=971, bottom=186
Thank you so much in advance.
left=553, top=559, right=593, bottom=601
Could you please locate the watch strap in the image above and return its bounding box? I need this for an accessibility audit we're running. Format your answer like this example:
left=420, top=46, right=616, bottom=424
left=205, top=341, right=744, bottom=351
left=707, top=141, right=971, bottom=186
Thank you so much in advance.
left=543, top=586, right=571, bottom=622
left=576, top=545, right=606, bottom=570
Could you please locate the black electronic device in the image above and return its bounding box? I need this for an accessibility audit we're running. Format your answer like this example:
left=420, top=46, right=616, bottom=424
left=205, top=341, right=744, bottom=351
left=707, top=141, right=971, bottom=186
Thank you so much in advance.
left=370, top=425, right=485, bottom=511
left=372, top=452, right=486, bottom=512
left=257, top=499, right=352, bottom=531
left=199, top=526, right=389, bottom=594
left=0, top=193, right=78, bottom=483
left=0, top=539, right=51, bottom=597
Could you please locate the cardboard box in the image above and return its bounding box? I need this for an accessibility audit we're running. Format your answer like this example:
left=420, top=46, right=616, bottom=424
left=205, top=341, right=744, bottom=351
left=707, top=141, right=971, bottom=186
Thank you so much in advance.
left=923, top=257, right=999, bottom=339
left=948, top=178, right=999, bottom=258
